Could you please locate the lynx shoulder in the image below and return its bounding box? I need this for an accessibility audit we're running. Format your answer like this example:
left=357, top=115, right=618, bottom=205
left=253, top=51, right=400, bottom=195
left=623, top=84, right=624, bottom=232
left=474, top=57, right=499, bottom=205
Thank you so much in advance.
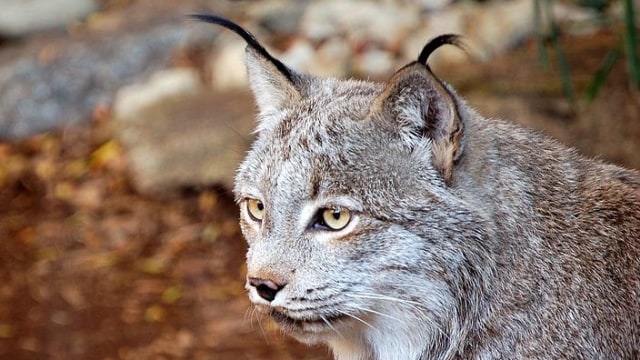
left=193, top=15, right=640, bottom=360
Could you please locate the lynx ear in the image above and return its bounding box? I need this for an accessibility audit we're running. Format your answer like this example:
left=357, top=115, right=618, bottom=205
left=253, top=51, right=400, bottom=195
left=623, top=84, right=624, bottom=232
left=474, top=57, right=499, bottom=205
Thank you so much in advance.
left=245, top=47, right=303, bottom=115
left=372, top=34, right=466, bottom=182
left=373, top=63, right=463, bottom=182
left=190, top=14, right=304, bottom=116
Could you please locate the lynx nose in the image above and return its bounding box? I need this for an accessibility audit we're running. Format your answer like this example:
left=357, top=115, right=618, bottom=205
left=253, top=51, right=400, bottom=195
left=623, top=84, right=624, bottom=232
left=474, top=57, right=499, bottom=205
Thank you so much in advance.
left=248, top=277, right=285, bottom=302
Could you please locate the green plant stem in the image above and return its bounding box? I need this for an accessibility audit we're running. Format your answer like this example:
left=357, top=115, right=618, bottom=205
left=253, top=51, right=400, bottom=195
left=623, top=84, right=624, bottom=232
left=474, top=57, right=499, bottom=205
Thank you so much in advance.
left=623, top=0, right=639, bottom=90
left=545, top=0, right=575, bottom=103
left=585, top=44, right=621, bottom=102
left=534, top=0, right=550, bottom=69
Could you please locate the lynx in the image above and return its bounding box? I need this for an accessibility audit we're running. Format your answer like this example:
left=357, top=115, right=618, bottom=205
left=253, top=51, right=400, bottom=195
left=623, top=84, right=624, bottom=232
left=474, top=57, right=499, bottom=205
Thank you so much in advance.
left=193, top=15, right=640, bottom=360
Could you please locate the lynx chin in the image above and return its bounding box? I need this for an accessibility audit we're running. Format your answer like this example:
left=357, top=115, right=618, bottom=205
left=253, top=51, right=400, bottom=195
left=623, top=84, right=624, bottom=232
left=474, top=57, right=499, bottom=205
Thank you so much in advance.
left=193, top=14, right=640, bottom=360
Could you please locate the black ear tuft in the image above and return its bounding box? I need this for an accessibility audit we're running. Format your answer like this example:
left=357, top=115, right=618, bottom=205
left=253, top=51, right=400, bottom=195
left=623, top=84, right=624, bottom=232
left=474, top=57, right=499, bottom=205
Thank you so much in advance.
left=417, top=34, right=466, bottom=66
left=189, top=13, right=294, bottom=82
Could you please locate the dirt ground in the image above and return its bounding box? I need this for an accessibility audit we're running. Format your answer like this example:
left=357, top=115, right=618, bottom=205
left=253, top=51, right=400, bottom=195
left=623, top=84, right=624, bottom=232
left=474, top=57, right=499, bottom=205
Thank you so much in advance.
left=0, top=113, right=331, bottom=360
left=1, top=9, right=639, bottom=360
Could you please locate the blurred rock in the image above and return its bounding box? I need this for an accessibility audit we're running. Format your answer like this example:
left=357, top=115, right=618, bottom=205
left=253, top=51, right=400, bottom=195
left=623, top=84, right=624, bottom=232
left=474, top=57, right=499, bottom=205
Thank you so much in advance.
left=402, top=0, right=534, bottom=65
left=0, top=0, right=98, bottom=37
left=115, top=68, right=203, bottom=121
left=292, top=0, right=538, bottom=75
left=402, top=16, right=465, bottom=67
left=309, top=38, right=351, bottom=77
left=114, top=71, right=255, bottom=193
left=553, top=1, right=602, bottom=35
left=301, top=0, right=419, bottom=47
left=469, top=0, right=534, bottom=57
left=249, top=1, right=309, bottom=37
left=411, top=0, right=454, bottom=11
left=277, top=37, right=350, bottom=78
left=353, top=48, right=396, bottom=79
left=279, top=39, right=315, bottom=73
left=0, top=23, right=214, bottom=139
left=0, top=0, right=614, bottom=145
left=210, top=40, right=249, bottom=90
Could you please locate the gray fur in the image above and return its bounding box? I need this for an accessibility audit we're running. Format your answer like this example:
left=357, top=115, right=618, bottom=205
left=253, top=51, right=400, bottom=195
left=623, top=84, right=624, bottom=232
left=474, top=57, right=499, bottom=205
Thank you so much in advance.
left=231, top=32, right=640, bottom=360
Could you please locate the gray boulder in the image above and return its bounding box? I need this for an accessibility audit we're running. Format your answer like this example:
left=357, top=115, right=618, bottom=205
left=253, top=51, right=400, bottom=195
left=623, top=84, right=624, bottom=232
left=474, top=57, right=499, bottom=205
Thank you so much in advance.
left=0, top=23, right=215, bottom=139
left=0, top=0, right=98, bottom=37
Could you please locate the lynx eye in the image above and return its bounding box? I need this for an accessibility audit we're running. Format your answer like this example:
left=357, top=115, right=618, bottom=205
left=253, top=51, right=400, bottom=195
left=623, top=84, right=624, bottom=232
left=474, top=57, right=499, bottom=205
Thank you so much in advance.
left=319, top=207, right=352, bottom=231
left=246, top=199, right=265, bottom=222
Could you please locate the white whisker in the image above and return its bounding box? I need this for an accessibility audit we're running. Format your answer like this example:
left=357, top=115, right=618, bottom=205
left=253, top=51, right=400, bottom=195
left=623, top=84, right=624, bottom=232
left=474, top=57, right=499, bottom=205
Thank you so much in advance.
left=347, top=292, right=448, bottom=338
left=255, top=309, right=270, bottom=343
left=348, top=293, right=423, bottom=307
left=321, top=314, right=343, bottom=338
left=348, top=292, right=432, bottom=318
left=244, top=306, right=252, bottom=323
left=337, top=310, right=376, bottom=331
left=350, top=304, right=401, bottom=322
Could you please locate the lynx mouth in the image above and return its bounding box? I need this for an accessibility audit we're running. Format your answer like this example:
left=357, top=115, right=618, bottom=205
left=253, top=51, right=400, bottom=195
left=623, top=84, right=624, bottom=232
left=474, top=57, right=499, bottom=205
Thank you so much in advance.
left=270, top=310, right=348, bottom=333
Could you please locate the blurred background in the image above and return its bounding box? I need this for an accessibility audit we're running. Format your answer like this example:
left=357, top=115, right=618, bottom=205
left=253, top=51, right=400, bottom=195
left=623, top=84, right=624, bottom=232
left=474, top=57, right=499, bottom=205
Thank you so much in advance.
left=0, top=0, right=637, bottom=359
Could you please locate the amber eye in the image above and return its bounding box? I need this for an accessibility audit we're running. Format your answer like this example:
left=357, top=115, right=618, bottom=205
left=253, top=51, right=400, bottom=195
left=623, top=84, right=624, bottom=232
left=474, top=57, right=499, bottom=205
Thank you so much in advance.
left=320, top=207, right=352, bottom=231
left=246, top=199, right=265, bottom=221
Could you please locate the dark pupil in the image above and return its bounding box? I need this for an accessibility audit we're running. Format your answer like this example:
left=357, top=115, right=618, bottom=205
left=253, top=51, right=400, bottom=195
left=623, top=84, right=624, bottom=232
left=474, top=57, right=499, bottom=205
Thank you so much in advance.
left=332, top=209, right=341, bottom=220
left=257, top=202, right=264, bottom=211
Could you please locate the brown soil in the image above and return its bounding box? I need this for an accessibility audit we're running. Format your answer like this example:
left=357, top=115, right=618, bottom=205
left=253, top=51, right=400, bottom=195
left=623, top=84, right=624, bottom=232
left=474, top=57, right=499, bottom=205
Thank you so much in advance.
left=0, top=114, right=330, bottom=360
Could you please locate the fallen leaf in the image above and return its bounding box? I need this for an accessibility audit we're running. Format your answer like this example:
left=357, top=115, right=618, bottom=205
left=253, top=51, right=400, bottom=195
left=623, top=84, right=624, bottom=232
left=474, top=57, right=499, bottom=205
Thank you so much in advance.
left=90, top=140, right=122, bottom=170
left=137, top=257, right=168, bottom=275
left=54, top=181, right=75, bottom=202
left=0, top=323, right=14, bottom=338
left=144, top=305, right=166, bottom=323
left=64, top=159, right=88, bottom=179
left=161, top=285, right=183, bottom=304
left=60, top=285, right=87, bottom=309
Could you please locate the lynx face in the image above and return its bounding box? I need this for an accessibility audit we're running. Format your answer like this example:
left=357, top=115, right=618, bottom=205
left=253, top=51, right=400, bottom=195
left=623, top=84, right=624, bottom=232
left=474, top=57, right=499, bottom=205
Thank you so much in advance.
left=192, top=14, right=488, bottom=359
left=234, top=80, right=477, bottom=350
left=226, top=44, right=488, bottom=360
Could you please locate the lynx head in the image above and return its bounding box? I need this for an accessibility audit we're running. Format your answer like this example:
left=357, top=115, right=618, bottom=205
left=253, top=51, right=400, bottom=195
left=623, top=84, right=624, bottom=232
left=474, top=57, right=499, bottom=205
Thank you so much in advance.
left=194, top=14, right=488, bottom=359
